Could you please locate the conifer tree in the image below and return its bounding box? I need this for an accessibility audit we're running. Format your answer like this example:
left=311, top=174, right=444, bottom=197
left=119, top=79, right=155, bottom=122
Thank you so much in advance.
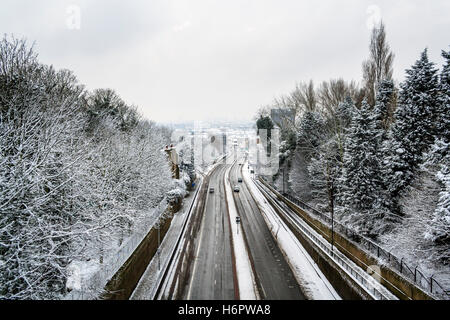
left=341, top=100, right=387, bottom=235
left=373, top=79, right=396, bottom=131
left=386, top=49, right=440, bottom=202
left=437, top=50, right=450, bottom=142
left=424, top=50, right=450, bottom=250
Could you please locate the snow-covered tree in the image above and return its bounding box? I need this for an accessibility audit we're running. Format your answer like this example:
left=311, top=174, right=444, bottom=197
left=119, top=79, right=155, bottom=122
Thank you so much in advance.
left=373, top=79, right=396, bottom=131
left=0, top=38, right=87, bottom=299
left=332, top=96, right=355, bottom=162
left=339, top=100, right=391, bottom=236
left=307, top=138, right=341, bottom=213
left=385, top=49, right=440, bottom=205
left=0, top=36, right=174, bottom=299
left=289, top=111, right=326, bottom=200
left=297, top=111, right=326, bottom=155
left=437, top=50, right=450, bottom=142
left=423, top=139, right=450, bottom=248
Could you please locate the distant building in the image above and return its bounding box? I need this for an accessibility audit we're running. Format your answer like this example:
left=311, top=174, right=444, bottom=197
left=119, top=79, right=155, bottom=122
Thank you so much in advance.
left=222, top=133, right=227, bottom=155
left=270, top=108, right=295, bottom=129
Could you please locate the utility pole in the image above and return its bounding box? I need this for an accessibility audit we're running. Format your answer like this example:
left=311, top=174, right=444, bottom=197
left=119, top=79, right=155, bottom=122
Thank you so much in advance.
left=327, top=160, right=335, bottom=257
left=157, top=220, right=161, bottom=270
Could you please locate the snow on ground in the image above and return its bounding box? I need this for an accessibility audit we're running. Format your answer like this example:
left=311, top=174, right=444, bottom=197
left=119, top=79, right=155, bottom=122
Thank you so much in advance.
left=66, top=260, right=101, bottom=292
left=130, top=179, right=202, bottom=300
left=64, top=200, right=168, bottom=300
left=243, top=162, right=341, bottom=300
left=224, top=164, right=258, bottom=300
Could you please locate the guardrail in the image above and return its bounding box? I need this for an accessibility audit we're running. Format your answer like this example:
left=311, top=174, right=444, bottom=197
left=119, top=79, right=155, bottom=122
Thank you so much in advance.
left=151, top=177, right=203, bottom=299
left=262, top=178, right=449, bottom=299
left=255, top=181, right=394, bottom=300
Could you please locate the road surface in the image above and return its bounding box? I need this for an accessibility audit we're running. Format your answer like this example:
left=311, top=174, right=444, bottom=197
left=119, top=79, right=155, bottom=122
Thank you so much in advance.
left=184, top=162, right=236, bottom=299
left=230, top=159, right=306, bottom=300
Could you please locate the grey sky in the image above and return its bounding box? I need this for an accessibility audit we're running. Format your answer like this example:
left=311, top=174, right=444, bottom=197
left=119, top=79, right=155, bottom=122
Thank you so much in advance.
left=1, top=0, right=449, bottom=123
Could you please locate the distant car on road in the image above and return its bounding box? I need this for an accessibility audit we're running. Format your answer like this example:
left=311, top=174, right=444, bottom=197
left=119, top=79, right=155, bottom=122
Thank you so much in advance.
left=209, top=187, right=215, bottom=193
left=233, top=185, right=240, bottom=192
left=250, top=169, right=254, bottom=174
left=238, top=178, right=243, bottom=183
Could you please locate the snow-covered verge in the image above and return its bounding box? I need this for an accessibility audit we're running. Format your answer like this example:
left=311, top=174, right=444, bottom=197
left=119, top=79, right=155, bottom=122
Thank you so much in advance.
left=224, top=164, right=258, bottom=300
left=243, top=162, right=341, bottom=300
left=376, top=139, right=450, bottom=296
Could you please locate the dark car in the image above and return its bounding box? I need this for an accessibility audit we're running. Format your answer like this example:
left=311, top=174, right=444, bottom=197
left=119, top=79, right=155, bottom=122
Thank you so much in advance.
left=238, top=178, right=243, bottom=183
left=209, top=187, right=215, bottom=193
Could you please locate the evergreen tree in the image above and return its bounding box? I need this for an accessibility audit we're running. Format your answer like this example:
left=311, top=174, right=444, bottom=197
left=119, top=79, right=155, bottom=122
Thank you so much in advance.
left=373, top=80, right=396, bottom=202
left=308, top=138, right=340, bottom=213
left=334, top=96, right=355, bottom=162
left=373, top=79, right=396, bottom=131
left=437, top=50, right=450, bottom=142
left=297, top=111, right=325, bottom=156
left=335, top=96, right=354, bottom=127
left=340, top=100, right=387, bottom=236
left=424, top=139, right=450, bottom=248
left=290, top=111, right=326, bottom=202
left=386, top=49, right=440, bottom=203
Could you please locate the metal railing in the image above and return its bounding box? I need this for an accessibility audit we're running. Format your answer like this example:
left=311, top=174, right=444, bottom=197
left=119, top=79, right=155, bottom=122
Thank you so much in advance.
left=63, top=200, right=169, bottom=300
left=255, top=181, right=393, bottom=300
left=151, top=177, right=203, bottom=299
left=261, top=178, right=449, bottom=299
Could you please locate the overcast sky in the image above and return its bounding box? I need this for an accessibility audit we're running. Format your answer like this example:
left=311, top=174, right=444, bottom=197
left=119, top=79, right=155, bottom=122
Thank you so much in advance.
left=1, top=0, right=449, bottom=123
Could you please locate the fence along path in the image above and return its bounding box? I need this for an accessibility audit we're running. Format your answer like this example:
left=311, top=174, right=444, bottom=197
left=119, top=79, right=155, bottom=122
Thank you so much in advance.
left=64, top=200, right=168, bottom=300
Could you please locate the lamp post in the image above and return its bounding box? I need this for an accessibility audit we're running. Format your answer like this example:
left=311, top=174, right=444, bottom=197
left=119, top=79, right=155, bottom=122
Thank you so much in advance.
left=331, top=202, right=334, bottom=257
left=157, top=219, right=161, bottom=270
left=327, top=160, right=335, bottom=257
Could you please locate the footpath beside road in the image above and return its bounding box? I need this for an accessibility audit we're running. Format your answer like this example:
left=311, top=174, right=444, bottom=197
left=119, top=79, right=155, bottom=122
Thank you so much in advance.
left=130, top=181, right=201, bottom=300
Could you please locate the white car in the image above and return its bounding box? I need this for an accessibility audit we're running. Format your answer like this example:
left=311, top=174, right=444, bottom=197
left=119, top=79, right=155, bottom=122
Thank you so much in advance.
left=233, top=185, right=240, bottom=192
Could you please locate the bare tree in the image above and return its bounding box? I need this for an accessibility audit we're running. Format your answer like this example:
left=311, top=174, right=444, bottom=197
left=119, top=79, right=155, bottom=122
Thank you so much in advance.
left=362, top=21, right=395, bottom=106
left=289, top=80, right=317, bottom=113
left=317, top=78, right=360, bottom=118
left=253, top=105, right=270, bottom=120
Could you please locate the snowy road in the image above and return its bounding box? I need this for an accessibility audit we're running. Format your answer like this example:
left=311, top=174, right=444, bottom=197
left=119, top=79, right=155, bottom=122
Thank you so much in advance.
left=184, top=163, right=236, bottom=299
left=181, top=156, right=313, bottom=300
